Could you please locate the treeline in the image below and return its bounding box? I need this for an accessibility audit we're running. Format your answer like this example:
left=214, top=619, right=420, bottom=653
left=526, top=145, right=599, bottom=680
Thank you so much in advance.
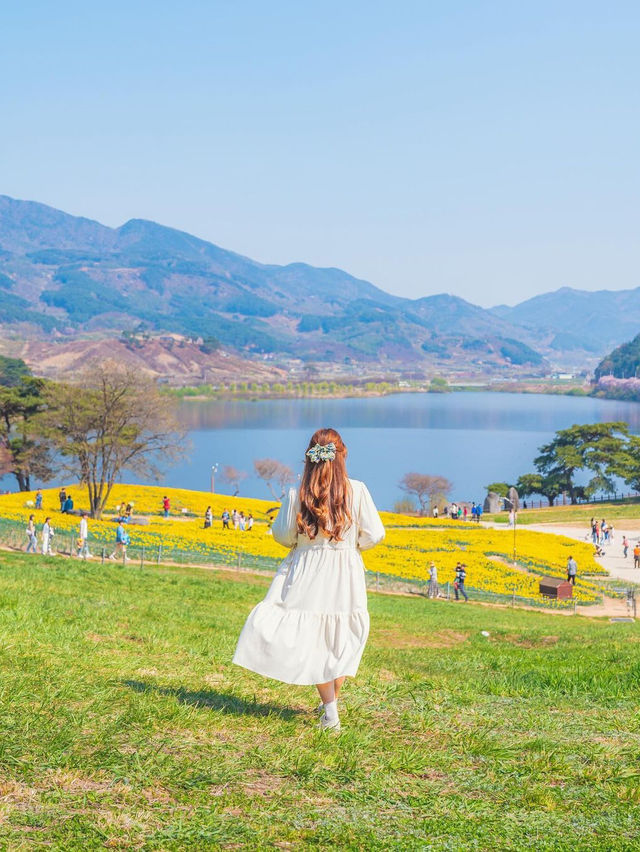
left=166, top=380, right=405, bottom=399
left=490, top=422, right=640, bottom=505
left=0, top=356, right=182, bottom=518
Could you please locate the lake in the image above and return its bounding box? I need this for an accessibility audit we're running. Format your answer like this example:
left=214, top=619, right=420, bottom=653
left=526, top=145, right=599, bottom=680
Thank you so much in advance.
left=160, top=392, right=640, bottom=510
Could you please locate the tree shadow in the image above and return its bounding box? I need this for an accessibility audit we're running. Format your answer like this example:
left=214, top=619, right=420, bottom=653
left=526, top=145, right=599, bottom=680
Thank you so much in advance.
left=123, top=679, right=304, bottom=719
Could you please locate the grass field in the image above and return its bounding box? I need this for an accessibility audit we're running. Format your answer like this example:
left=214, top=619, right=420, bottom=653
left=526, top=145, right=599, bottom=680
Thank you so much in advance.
left=1, top=552, right=639, bottom=849
left=487, top=499, right=640, bottom=526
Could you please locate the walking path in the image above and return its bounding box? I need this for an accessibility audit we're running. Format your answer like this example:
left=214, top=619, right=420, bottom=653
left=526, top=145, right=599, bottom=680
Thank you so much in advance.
left=525, top=522, right=640, bottom=584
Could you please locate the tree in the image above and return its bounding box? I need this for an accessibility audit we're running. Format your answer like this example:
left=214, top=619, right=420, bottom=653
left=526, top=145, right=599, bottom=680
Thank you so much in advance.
left=220, top=465, right=247, bottom=497
left=0, top=376, right=53, bottom=490
left=485, top=481, right=511, bottom=498
left=611, top=435, right=640, bottom=494
left=0, top=355, right=32, bottom=388
left=399, top=473, right=452, bottom=515
left=534, top=422, right=629, bottom=504
left=254, top=458, right=296, bottom=500
left=515, top=473, right=564, bottom=507
left=40, top=363, right=184, bottom=518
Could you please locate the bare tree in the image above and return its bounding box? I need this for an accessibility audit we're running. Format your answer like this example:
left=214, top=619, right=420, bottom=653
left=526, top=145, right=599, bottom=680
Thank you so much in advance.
left=399, top=472, right=452, bottom=515
left=40, top=362, right=185, bottom=518
left=254, top=458, right=296, bottom=500
left=220, top=465, right=247, bottom=497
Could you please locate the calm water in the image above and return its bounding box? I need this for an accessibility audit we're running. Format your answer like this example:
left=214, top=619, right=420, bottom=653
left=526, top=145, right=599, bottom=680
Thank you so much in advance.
left=157, top=392, right=640, bottom=510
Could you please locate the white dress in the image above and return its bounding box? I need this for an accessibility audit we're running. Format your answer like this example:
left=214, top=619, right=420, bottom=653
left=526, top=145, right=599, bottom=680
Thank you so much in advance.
left=233, top=479, right=385, bottom=685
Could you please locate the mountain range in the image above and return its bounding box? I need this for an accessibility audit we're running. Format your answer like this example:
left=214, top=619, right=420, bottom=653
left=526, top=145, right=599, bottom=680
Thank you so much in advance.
left=0, top=194, right=637, bottom=374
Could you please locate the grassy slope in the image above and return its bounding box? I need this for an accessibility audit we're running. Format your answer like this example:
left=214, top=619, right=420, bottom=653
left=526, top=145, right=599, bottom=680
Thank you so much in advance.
left=0, top=552, right=639, bottom=850
left=487, top=499, right=640, bottom=525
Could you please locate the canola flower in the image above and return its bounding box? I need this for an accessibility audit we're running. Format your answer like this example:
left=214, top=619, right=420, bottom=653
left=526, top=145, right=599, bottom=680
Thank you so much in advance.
left=0, top=484, right=604, bottom=602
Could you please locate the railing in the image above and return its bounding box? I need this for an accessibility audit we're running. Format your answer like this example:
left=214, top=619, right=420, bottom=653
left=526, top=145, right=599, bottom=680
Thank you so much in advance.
left=0, top=516, right=626, bottom=615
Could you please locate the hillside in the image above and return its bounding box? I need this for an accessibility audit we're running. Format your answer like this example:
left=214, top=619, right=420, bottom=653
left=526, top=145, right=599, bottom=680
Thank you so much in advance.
left=0, top=195, right=547, bottom=373
left=0, top=549, right=637, bottom=848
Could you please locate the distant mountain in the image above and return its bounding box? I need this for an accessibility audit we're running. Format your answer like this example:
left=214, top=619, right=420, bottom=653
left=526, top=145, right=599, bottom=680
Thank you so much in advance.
left=491, top=286, right=640, bottom=355
left=0, top=195, right=549, bottom=373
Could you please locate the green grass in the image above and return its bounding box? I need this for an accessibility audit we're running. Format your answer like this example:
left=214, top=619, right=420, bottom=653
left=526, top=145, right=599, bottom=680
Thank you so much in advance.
left=1, top=552, right=640, bottom=849
left=487, top=498, right=640, bottom=525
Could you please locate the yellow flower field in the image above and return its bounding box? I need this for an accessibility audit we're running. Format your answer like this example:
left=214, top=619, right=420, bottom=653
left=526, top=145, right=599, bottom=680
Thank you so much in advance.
left=0, top=484, right=604, bottom=602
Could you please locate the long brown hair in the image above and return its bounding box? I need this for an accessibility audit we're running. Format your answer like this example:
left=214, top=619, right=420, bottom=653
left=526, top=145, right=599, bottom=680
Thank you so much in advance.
left=297, top=428, right=352, bottom=541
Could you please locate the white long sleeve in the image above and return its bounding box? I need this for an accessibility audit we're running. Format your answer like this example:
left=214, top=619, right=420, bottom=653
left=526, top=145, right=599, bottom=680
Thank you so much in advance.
left=271, top=488, right=299, bottom=548
left=356, top=482, right=385, bottom=551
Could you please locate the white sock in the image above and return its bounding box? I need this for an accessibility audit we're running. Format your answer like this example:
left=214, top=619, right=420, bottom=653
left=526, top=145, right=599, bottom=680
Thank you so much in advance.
left=323, top=700, right=339, bottom=722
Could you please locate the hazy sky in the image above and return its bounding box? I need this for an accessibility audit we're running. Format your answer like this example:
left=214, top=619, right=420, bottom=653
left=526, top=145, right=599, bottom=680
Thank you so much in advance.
left=2, top=1, right=639, bottom=306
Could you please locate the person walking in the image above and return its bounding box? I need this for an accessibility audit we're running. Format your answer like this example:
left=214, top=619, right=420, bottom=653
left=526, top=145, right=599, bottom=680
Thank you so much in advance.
left=110, top=521, right=129, bottom=561
left=25, top=514, right=37, bottom=553
left=454, top=563, right=469, bottom=601
left=427, top=561, right=439, bottom=598
left=475, top=504, right=482, bottom=524
left=204, top=506, right=213, bottom=529
left=623, top=536, right=629, bottom=559
left=634, top=543, right=640, bottom=569
left=239, top=511, right=246, bottom=531
left=162, top=496, right=170, bottom=518
left=41, top=517, right=54, bottom=555
left=77, top=512, right=90, bottom=558
left=35, top=489, right=43, bottom=510
left=247, top=513, right=254, bottom=531
left=222, top=508, right=230, bottom=530
left=233, top=428, right=385, bottom=732
left=567, top=555, right=578, bottom=585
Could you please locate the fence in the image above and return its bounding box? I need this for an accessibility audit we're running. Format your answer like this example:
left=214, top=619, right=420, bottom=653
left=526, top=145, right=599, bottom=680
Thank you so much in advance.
left=0, top=516, right=627, bottom=615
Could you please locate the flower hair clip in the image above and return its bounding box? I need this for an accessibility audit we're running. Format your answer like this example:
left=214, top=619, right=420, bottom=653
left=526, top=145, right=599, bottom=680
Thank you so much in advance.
left=306, top=442, right=336, bottom=463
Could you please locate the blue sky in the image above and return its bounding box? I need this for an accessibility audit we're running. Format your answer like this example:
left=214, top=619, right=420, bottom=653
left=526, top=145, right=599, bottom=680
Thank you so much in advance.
left=1, top=1, right=638, bottom=305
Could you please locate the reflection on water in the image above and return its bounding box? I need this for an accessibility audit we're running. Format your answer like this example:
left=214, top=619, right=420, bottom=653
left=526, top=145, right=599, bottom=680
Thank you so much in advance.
left=162, top=393, right=640, bottom=510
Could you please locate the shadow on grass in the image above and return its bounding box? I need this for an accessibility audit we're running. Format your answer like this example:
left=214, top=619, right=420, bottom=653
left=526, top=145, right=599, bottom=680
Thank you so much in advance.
left=123, top=679, right=304, bottom=719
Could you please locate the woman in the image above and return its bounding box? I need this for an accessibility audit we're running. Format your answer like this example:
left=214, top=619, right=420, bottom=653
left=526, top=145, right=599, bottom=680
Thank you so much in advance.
left=26, top=514, right=37, bottom=553
left=233, top=428, right=385, bottom=731
left=41, top=517, right=53, bottom=555
left=204, top=506, right=213, bottom=529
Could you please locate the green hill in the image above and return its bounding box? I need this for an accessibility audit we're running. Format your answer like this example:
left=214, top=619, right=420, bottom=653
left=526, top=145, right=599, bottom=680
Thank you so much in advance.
left=595, top=331, right=640, bottom=380
left=0, top=550, right=638, bottom=848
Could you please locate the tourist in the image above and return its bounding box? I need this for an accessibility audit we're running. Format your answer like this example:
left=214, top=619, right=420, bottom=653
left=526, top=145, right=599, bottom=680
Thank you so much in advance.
left=25, top=514, right=37, bottom=553
left=125, top=502, right=133, bottom=518
left=204, top=506, right=213, bottom=528
left=162, top=496, right=170, bottom=518
left=454, top=563, right=468, bottom=601
left=634, top=543, right=640, bottom=569
left=567, top=555, right=578, bottom=585
left=41, top=517, right=54, bottom=555
left=247, top=513, right=254, bottom=531
left=77, top=512, right=90, bottom=558
left=62, top=493, right=74, bottom=514
left=427, top=561, right=439, bottom=598
left=457, top=506, right=462, bottom=520
left=432, top=505, right=439, bottom=518
left=35, top=489, right=43, bottom=510
left=595, top=521, right=600, bottom=544
left=222, top=508, right=230, bottom=529
left=58, top=487, right=67, bottom=512
left=508, top=509, right=515, bottom=527
left=623, top=536, right=629, bottom=559
left=110, top=521, right=129, bottom=561
left=463, top=506, right=468, bottom=521
left=239, top=511, right=246, bottom=531
left=475, top=504, right=482, bottom=523
left=233, top=427, right=385, bottom=733
left=590, top=519, right=597, bottom=544
left=232, top=509, right=239, bottom=530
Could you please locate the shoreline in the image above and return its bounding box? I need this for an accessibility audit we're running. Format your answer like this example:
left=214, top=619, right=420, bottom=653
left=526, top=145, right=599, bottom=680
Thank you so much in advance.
left=165, top=382, right=596, bottom=404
